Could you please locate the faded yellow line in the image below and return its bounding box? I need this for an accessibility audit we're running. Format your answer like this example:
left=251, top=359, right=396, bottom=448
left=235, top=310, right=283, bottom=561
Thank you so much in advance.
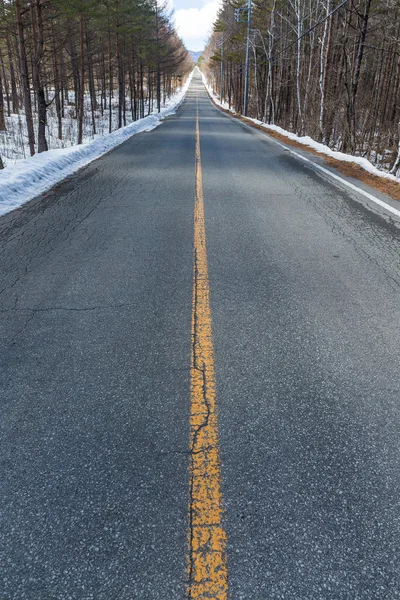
left=187, top=87, right=228, bottom=599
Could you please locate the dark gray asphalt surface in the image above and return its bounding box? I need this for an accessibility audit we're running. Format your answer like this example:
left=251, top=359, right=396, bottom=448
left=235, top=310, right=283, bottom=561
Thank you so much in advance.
left=2, top=72, right=400, bottom=598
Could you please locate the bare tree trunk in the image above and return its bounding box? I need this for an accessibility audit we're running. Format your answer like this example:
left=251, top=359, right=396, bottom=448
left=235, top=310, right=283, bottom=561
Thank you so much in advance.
left=52, top=23, right=62, bottom=140
left=1, top=0, right=19, bottom=114
left=7, top=45, right=19, bottom=114
left=86, top=30, right=96, bottom=135
left=295, top=0, right=303, bottom=133
left=319, top=0, right=330, bottom=143
left=130, top=44, right=137, bottom=121
left=101, top=49, right=106, bottom=115
left=69, top=36, right=80, bottom=116
left=15, top=0, right=35, bottom=155
left=0, top=49, right=10, bottom=117
left=347, top=0, right=372, bottom=153
left=78, top=15, right=85, bottom=145
left=391, top=122, right=400, bottom=175
left=122, top=37, right=126, bottom=126
left=60, top=46, right=68, bottom=113
left=155, top=1, right=161, bottom=113
left=108, top=20, right=113, bottom=133
left=140, top=61, right=144, bottom=119
left=264, top=0, right=276, bottom=123
left=115, top=1, right=124, bottom=129
left=2, top=34, right=18, bottom=115
left=32, top=0, right=48, bottom=153
left=147, top=67, right=152, bottom=115
left=0, top=59, right=6, bottom=131
left=302, top=6, right=315, bottom=128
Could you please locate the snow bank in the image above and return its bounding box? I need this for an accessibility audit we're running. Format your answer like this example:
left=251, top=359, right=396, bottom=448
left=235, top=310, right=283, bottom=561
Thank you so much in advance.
left=247, top=119, right=400, bottom=183
left=201, top=71, right=400, bottom=183
left=0, top=71, right=193, bottom=217
left=200, top=71, right=234, bottom=114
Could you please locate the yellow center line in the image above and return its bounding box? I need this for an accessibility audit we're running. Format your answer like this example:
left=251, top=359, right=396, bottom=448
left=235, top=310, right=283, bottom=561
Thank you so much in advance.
left=187, top=84, right=229, bottom=599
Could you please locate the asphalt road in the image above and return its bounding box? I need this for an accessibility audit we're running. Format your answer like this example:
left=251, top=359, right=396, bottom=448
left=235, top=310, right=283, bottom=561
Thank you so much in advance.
left=2, top=72, right=400, bottom=599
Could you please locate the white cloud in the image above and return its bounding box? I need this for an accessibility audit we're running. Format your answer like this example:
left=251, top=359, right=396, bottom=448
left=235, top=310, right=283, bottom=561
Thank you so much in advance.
left=174, top=1, right=221, bottom=51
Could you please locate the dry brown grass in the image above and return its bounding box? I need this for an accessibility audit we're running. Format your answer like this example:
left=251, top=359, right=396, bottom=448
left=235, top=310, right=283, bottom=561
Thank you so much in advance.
left=322, top=158, right=400, bottom=201
left=208, top=95, right=400, bottom=202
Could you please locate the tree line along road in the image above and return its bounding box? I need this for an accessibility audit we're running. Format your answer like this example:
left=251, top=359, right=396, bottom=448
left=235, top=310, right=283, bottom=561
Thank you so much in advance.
left=1, top=72, right=400, bottom=599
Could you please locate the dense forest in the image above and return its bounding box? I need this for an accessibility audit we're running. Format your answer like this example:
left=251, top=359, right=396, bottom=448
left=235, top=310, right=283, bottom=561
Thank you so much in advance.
left=202, top=0, right=400, bottom=176
left=0, top=0, right=192, bottom=168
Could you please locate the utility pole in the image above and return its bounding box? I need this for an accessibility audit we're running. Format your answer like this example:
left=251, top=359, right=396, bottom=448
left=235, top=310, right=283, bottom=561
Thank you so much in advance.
left=220, top=35, right=224, bottom=103
left=244, top=0, right=252, bottom=116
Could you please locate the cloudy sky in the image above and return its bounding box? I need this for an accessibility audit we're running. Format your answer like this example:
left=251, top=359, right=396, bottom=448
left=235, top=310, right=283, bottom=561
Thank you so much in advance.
left=168, top=0, right=221, bottom=52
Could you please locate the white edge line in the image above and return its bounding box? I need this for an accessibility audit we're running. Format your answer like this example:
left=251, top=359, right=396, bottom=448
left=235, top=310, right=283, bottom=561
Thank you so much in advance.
left=203, top=86, right=400, bottom=221
left=274, top=141, right=400, bottom=220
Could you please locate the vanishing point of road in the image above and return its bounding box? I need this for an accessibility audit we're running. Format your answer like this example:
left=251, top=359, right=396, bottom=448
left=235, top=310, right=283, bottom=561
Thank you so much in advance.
left=2, top=72, right=400, bottom=599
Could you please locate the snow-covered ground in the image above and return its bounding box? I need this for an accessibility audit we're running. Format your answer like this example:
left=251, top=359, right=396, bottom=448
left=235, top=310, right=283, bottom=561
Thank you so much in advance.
left=0, top=94, right=173, bottom=165
left=201, top=71, right=400, bottom=183
left=201, top=73, right=234, bottom=114
left=0, top=71, right=193, bottom=217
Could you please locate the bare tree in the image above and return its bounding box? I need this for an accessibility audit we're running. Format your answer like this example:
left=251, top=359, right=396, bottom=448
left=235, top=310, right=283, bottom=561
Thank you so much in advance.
left=203, top=0, right=400, bottom=175
left=15, top=0, right=35, bottom=155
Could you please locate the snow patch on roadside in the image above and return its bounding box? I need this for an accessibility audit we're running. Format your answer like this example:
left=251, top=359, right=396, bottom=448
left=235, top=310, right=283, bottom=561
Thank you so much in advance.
left=0, top=71, right=193, bottom=217
left=248, top=120, right=400, bottom=183
left=201, top=71, right=400, bottom=183
left=200, top=71, right=234, bottom=114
